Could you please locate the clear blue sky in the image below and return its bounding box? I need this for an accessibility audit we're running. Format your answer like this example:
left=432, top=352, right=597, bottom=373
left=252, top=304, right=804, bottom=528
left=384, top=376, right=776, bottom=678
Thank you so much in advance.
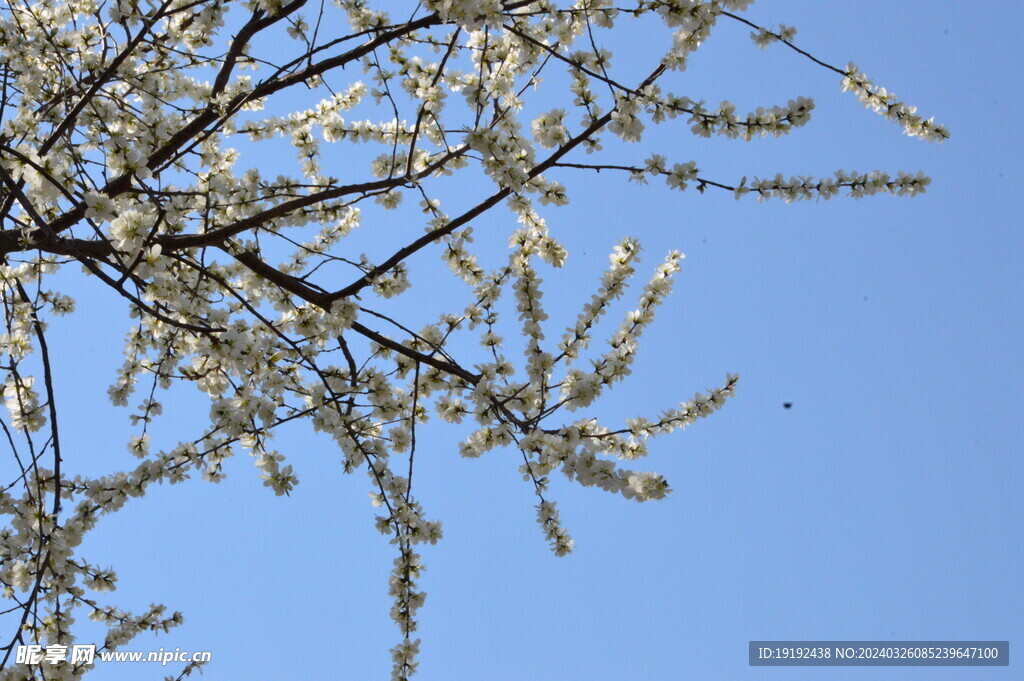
left=30, top=2, right=1022, bottom=679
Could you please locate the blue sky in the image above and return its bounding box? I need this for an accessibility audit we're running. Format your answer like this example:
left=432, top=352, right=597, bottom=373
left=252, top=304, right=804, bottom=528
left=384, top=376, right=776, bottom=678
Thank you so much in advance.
left=18, top=1, right=1022, bottom=680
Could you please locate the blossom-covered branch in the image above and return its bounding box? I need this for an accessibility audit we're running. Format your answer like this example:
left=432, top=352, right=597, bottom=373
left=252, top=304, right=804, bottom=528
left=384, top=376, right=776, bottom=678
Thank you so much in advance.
left=0, top=1, right=946, bottom=679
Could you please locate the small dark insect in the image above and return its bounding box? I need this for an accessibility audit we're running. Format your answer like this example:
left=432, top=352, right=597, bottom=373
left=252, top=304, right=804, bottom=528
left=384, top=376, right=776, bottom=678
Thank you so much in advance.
left=783, top=403, right=793, bottom=409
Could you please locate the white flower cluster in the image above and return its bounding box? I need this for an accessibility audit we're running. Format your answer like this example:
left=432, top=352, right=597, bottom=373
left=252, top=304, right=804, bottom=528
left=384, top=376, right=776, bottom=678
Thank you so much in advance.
left=732, top=169, right=932, bottom=202
left=649, top=93, right=816, bottom=139
left=842, top=63, right=950, bottom=141
left=611, top=156, right=932, bottom=202
left=424, top=0, right=505, bottom=30
left=3, top=374, right=45, bottom=432
left=657, top=0, right=724, bottom=71
left=531, top=109, right=570, bottom=149
left=751, top=23, right=797, bottom=48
